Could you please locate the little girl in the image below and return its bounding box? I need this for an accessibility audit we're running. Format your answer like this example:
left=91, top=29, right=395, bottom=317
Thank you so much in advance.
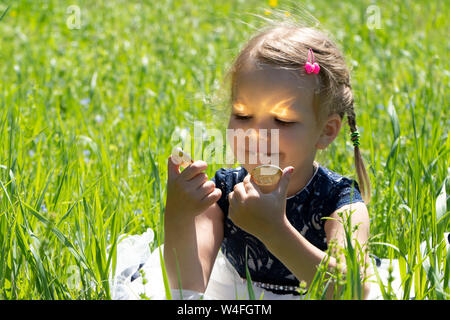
left=111, top=23, right=379, bottom=300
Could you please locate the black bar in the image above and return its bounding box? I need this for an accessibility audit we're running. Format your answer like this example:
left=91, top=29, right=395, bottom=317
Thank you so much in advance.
left=1, top=300, right=449, bottom=318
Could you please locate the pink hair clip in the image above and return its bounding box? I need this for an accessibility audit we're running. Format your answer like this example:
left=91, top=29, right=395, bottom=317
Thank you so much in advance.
left=305, top=48, right=320, bottom=74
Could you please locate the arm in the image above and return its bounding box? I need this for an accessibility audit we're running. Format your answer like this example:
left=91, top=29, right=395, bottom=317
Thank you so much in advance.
left=228, top=169, right=371, bottom=299
left=195, top=203, right=225, bottom=288
left=262, top=201, right=370, bottom=299
left=163, top=156, right=224, bottom=294
left=323, top=202, right=371, bottom=299
left=164, top=200, right=224, bottom=293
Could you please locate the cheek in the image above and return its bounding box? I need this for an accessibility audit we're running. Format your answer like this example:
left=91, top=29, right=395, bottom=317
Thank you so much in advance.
left=278, top=126, right=315, bottom=155
left=227, top=119, right=239, bottom=150
left=227, top=120, right=252, bottom=156
left=279, top=126, right=305, bottom=146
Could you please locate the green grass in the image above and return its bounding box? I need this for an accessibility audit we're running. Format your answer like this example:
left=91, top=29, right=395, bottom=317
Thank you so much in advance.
left=0, top=0, right=448, bottom=299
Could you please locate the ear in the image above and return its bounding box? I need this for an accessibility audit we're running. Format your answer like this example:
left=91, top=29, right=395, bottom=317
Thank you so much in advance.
left=315, top=113, right=342, bottom=150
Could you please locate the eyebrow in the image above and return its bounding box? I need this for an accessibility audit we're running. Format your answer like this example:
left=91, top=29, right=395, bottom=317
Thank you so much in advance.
left=232, top=97, right=301, bottom=116
left=269, top=97, right=299, bottom=117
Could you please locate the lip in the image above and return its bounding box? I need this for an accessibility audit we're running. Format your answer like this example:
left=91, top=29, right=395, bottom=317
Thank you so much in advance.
left=245, top=150, right=279, bottom=156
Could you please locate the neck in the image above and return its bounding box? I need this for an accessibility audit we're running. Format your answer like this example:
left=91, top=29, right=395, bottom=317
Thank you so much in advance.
left=286, top=161, right=317, bottom=198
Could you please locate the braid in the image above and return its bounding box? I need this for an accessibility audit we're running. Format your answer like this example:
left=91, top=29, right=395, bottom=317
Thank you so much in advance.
left=345, top=97, right=371, bottom=205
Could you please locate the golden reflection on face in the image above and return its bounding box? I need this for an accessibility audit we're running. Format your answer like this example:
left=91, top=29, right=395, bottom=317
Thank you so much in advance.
left=268, top=96, right=297, bottom=120
left=232, top=96, right=300, bottom=122
left=232, top=102, right=247, bottom=114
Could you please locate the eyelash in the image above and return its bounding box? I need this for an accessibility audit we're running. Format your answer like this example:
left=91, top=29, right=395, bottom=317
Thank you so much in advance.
left=233, top=114, right=296, bottom=126
left=234, top=114, right=252, bottom=121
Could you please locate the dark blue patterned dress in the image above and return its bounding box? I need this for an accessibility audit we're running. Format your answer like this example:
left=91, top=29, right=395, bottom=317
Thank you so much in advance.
left=211, top=162, right=364, bottom=295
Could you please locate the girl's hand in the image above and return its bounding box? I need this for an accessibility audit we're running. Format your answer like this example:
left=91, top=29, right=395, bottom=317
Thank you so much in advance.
left=165, top=156, right=222, bottom=222
left=227, top=167, right=294, bottom=242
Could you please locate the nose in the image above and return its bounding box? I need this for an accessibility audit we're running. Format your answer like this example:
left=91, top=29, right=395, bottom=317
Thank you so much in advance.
left=245, top=123, right=278, bottom=154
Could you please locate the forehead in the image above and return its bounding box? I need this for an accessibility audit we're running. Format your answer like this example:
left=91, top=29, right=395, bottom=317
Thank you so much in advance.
left=233, top=63, right=319, bottom=115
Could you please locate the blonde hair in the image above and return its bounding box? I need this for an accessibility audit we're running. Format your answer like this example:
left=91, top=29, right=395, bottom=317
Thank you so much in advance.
left=222, top=19, right=371, bottom=204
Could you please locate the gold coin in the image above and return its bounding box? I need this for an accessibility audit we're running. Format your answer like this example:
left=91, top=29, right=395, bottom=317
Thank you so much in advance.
left=251, top=164, right=282, bottom=187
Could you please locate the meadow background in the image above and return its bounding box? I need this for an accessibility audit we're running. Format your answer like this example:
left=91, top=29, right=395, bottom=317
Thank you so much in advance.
left=0, top=0, right=448, bottom=299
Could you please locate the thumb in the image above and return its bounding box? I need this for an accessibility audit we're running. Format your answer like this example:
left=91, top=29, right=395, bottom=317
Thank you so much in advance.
left=277, top=166, right=294, bottom=197
left=167, top=155, right=181, bottom=181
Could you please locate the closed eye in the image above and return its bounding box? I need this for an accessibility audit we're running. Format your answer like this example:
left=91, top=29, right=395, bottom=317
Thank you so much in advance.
left=233, top=114, right=252, bottom=121
left=275, top=118, right=297, bottom=126
left=234, top=114, right=297, bottom=126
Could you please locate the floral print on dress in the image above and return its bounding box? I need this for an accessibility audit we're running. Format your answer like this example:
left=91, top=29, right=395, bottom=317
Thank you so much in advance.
left=211, top=163, right=364, bottom=293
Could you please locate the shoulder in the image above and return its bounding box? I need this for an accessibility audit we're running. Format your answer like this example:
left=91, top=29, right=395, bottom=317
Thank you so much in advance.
left=317, top=165, right=365, bottom=213
left=318, top=167, right=370, bottom=246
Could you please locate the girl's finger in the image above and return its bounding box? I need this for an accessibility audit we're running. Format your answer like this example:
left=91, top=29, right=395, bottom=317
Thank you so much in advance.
left=167, top=155, right=181, bottom=181
left=228, top=191, right=240, bottom=214
left=243, top=173, right=261, bottom=195
left=180, top=160, right=208, bottom=181
left=197, top=180, right=216, bottom=199
left=228, top=191, right=235, bottom=204
left=186, top=172, right=208, bottom=189
left=233, top=182, right=246, bottom=201
left=242, top=174, right=252, bottom=192
left=201, top=188, right=222, bottom=207
left=276, top=166, right=294, bottom=197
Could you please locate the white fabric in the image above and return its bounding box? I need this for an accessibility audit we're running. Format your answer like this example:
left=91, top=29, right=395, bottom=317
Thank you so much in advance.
left=110, top=229, right=449, bottom=300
